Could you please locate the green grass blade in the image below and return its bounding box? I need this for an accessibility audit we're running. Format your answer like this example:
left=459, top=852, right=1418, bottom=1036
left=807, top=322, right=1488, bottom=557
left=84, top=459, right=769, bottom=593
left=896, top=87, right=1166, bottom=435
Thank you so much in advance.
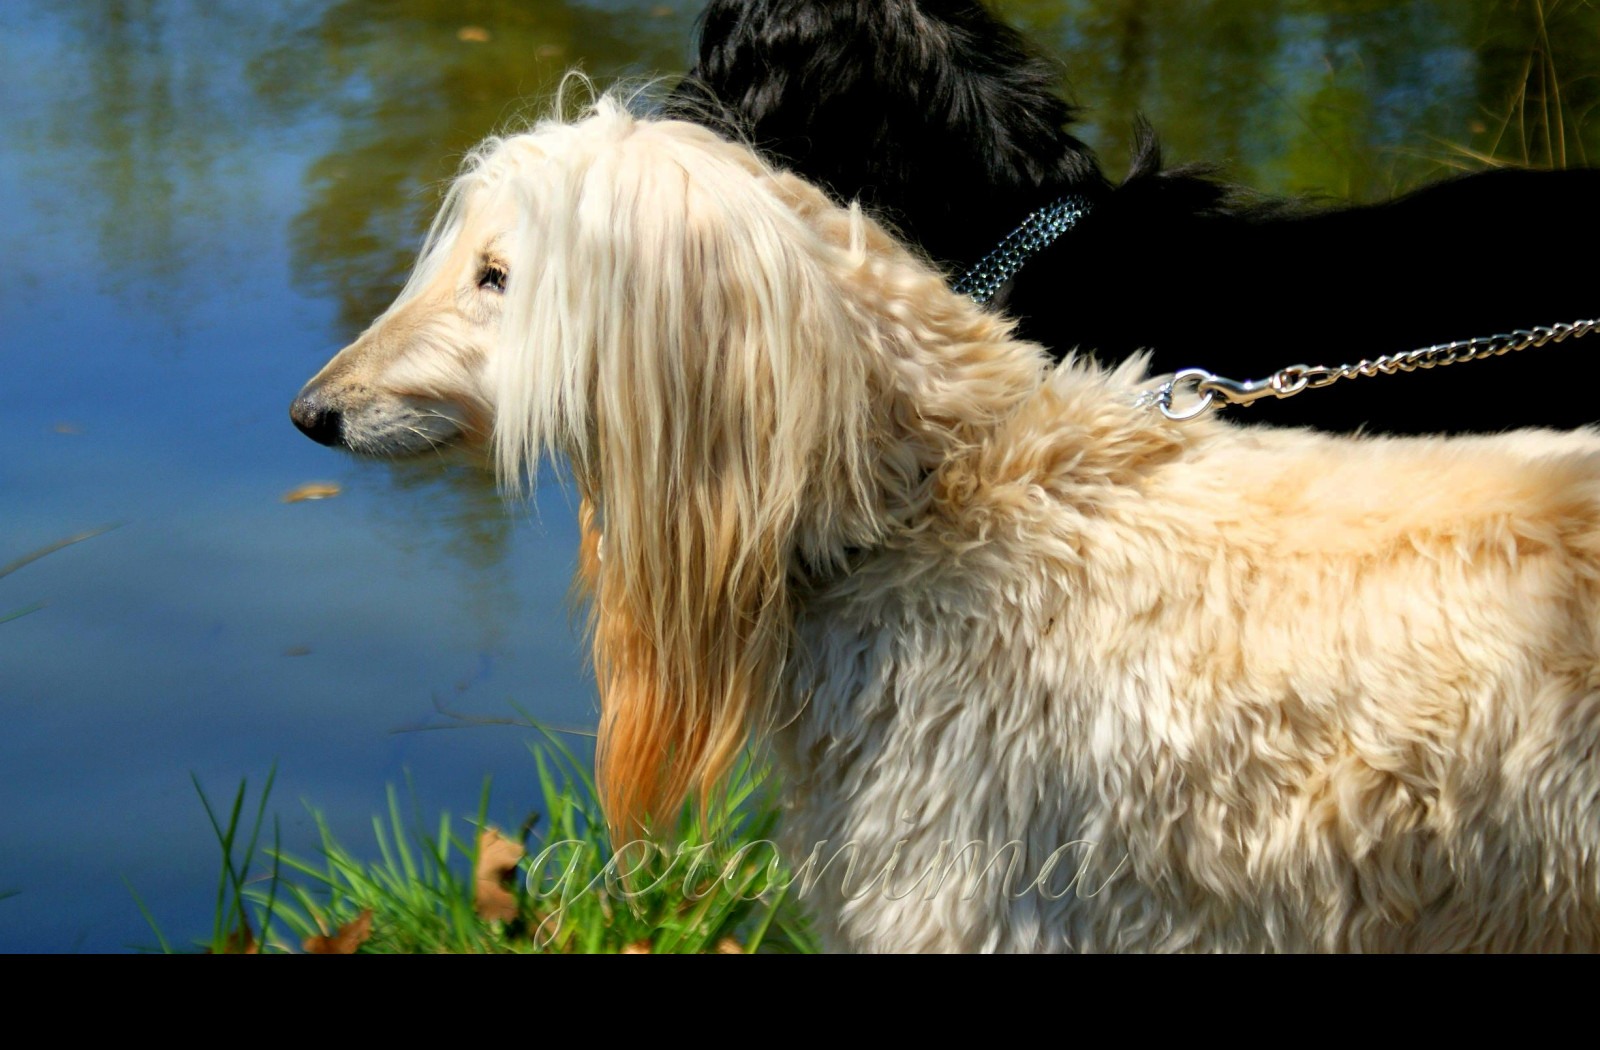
left=122, top=876, right=173, bottom=955
left=259, top=816, right=282, bottom=952
left=0, top=602, right=44, bottom=625
left=386, top=784, right=419, bottom=884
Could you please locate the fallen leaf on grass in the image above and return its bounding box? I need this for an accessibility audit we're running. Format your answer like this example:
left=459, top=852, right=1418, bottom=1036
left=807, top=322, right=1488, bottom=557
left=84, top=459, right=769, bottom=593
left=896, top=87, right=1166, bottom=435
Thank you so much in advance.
left=474, top=826, right=524, bottom=922
left=457, top=25, right=490, bottom=42
left=715, top=937, right=743, bottom=954
left=621, top=939, right=652, bottom=954
left=303, top=908, right=373, bottom=954
left=282, top=482, right=342, bottom=503
left=206, top=918, right=259, bottom=954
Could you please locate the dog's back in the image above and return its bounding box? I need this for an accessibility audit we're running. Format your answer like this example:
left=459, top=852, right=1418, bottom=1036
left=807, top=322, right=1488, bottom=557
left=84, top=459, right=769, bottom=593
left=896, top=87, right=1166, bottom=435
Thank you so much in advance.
left=781, top=382, right=1600, bottom=951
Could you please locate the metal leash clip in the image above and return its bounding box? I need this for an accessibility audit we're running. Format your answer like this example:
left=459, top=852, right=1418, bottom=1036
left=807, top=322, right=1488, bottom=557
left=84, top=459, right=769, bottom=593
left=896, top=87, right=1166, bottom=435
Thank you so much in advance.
left=1139, top=319, right=1600, bottom=421
left=1142, top=366, right=1306, bottom=420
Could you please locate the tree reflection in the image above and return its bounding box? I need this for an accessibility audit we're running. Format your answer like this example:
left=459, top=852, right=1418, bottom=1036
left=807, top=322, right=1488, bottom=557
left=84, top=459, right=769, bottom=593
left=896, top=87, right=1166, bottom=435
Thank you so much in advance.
left=998, top=0, right=1599, bottom=197
left=250, top=0, right=695, bottom=332
left=9, top=0, right=278, bottom=308
left=1470, top=0, right=1598, bottom=170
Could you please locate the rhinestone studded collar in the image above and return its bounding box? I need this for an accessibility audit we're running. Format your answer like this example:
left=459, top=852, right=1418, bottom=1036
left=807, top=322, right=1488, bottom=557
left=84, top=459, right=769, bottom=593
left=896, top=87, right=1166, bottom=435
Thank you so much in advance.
left=949, top=195, right=1093, bottom=305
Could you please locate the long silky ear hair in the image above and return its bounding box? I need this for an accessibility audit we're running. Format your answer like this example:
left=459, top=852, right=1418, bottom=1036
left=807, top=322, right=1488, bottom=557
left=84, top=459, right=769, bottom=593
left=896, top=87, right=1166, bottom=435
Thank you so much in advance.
left=493, top=100, right=882, bottom=834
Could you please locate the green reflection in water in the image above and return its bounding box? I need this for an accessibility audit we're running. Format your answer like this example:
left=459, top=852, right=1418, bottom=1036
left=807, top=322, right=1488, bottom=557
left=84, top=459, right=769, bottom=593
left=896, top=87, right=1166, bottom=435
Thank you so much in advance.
left=998, top=0, right=1597, bottom=198
left=7, top=0, right=285, bottom=311
left=250, top=0, right=698, bottom=331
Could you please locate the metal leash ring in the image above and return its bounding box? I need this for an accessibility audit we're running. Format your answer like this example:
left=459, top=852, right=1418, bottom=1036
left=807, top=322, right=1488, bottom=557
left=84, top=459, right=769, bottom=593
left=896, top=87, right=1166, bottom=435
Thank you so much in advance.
left=1148, top=369, right=1216, bottom=420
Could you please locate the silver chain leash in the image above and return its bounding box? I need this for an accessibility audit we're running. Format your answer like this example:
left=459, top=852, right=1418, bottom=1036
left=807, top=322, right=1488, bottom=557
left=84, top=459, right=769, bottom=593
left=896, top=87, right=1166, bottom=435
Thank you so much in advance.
left=1138, top=319, right=1600, bottom=421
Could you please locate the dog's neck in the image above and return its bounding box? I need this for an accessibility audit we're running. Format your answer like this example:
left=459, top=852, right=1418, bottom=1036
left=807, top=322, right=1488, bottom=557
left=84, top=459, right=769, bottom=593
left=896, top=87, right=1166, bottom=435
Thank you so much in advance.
left=818, top=290, right=1048, bottom=554
left=843, top=267, right=1196, bottom=565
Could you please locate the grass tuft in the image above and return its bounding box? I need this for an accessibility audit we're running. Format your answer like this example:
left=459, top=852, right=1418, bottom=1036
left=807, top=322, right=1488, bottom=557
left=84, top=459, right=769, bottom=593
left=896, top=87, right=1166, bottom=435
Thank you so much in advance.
left=138, top=728, right=815, bottom=953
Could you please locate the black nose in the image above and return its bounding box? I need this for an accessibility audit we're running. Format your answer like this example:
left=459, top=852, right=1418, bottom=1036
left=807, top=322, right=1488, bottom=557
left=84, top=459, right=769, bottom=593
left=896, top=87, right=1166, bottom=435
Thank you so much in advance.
left=289, top=390, right=344, bottom=447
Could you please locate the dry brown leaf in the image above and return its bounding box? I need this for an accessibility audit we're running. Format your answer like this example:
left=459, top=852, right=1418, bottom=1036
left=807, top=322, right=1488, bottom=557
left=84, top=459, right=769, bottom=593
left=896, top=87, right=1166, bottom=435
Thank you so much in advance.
left=303, top=908, right=373, bottom=954
left=474, top=826, right=524, bottom=922
left=715, top=937, right=743, bottom=954
left=457, top=25, right=490, bottom=42
left=206, top=918, right=258, bottom=955
left=621, top=939, right=652, bottom=954
left=282, top=482, right=342, bottom=503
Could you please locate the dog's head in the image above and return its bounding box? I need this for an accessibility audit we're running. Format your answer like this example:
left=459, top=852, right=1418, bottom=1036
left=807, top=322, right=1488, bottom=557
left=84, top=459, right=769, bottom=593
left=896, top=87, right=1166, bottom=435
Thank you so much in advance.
left=298, top=93, right=1030, bottom=832
left=288, top=136, right=534, bottom=457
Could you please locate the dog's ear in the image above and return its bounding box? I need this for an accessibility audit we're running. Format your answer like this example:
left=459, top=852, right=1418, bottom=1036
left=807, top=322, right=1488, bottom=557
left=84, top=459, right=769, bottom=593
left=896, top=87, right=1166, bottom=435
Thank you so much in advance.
left=495, top=112, right=882, bottom=833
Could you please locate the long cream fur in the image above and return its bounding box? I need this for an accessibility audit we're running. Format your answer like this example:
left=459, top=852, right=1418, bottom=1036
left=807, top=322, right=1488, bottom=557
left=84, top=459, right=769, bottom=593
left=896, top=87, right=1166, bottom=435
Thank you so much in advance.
left=348, top=93, right=1600, bottom=951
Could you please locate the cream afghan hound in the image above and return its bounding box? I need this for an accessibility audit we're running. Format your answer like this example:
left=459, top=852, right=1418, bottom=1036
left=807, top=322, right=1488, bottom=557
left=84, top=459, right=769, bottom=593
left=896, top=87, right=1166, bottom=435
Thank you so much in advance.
left=300, top=93, right=1600, bottom=952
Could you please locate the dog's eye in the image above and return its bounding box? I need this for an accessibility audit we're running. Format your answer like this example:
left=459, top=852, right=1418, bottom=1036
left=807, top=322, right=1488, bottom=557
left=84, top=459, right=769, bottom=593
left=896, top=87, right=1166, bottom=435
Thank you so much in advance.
left=478, top=264, right=508, bottom=293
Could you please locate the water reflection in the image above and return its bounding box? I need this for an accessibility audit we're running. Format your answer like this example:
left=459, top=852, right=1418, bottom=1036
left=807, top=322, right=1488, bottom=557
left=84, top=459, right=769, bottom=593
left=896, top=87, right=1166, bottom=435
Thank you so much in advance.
left=8, top=0, right=280, bottom=313
left=251, top=0, right=696, bottom=331
left=344, top=454, right=523, bottom=641
left=1002, top=0, right=1597, bottom=197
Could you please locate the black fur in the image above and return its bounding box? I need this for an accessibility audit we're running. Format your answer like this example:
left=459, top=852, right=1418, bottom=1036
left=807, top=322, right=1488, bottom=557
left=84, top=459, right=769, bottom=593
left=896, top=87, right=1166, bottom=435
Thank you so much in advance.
left=668, top=0, right=1600, bottom=433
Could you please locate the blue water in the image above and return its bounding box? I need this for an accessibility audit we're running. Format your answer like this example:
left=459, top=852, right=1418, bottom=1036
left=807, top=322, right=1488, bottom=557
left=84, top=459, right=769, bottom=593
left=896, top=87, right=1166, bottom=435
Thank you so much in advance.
left=3, top=0, right=1592, bottom=951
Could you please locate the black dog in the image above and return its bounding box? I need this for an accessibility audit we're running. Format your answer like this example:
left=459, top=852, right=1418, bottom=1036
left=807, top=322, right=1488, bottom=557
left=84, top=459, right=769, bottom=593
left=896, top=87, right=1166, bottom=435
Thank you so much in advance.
left=668, top=0, right=1599, bottom=433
